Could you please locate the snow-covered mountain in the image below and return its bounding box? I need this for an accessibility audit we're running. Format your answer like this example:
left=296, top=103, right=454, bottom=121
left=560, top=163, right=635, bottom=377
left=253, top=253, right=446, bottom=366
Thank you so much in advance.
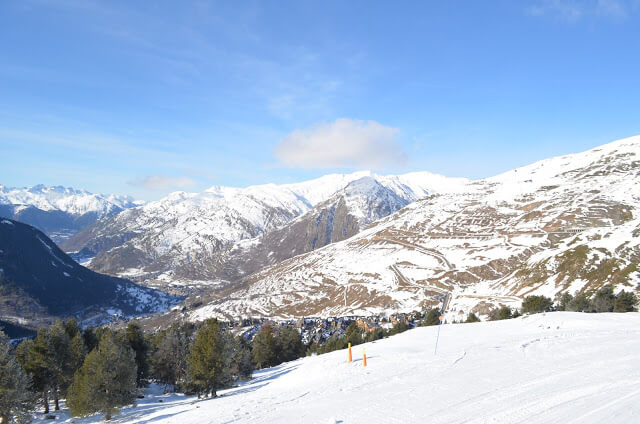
left=0, top=184, right=139, bottom=242
left=0, top=218, right=178, bottom=329
left=65, top=171, right=466, bottom=285
left=190, top=135, right=640, bottom=321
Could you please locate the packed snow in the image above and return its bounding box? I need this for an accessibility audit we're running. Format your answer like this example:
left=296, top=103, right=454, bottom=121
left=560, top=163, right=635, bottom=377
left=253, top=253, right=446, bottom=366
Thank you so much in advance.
left=34, top=312, right=640, bottom=424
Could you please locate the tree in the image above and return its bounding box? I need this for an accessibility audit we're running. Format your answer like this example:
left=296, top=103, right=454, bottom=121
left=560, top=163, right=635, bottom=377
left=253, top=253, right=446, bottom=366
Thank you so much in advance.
left=567, top=292, right=591, bottom=312
left=251, top=325, right=278, bottom=369
left=614, top=290, right=638, bottom=312
left=186, top=319, right=225, bottom=398
left=125, top=322, right=149, bottom=387
left=67, top=332, right=137, bottom=421
left=345, top=323, right=363, bottom=346
left=490, top=306, right=512, bottom=321
left=521, top=295, right=553, bottom=314
left=276, top=327, right=304, bottom=364
left=423, top=309, right=441, bottom=326
left=16, top=329, right=53, bottom=413
left=227, top=335, right=253, bottom=382
left=557, top=292, right=573, bottom=311
left=0, top=332, right=32, bottom=424
left=389, top=321, right=409, bottom=335
left=150, top=325, right=191, bottom=390
left=593, top=286, right=615, bottom=312
left=465, top=313, right=480, bottom=323
left=82, top=327, right=98, bottom=353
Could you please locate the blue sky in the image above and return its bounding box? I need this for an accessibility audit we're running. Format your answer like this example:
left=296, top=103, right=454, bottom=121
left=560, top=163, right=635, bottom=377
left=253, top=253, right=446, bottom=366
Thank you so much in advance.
left=1, top=0, right=639, bottom=200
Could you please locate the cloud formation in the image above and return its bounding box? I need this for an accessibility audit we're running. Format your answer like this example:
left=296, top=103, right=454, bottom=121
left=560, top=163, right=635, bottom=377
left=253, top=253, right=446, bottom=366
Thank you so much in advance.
left=274, top=119, right=407, bottom=170
left=128, top=175, right=196, bottom=191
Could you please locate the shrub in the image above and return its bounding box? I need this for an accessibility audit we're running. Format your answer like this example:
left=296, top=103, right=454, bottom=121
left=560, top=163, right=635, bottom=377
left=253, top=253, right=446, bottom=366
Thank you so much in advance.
left=521, top=295, right=553, bottom=314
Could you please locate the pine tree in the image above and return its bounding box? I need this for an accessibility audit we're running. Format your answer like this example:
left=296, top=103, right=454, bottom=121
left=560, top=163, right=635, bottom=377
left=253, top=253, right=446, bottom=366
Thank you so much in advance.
left=593, top=286, right=615, bottom=312
left=521, top=295, right=553, bottom=314
left=567, top=292, right=591, bottom=312
left=251, top=325, right=278, bottom=369
left=344, top=322, right=362, bottom=346
left=423, top=309, right=441, bottom=326
left=0, top=332, right=32, bottom=424
left=125, top=322, right=149, bottom=387
left=276, top=327, right=304, bottom=364
left=557, top=292, right=573, bottom=311
left=16, top=329, right=52, bottom=413
left=490, top=306, right=512, bottom=321
left=614, top=290, right=638, bottom=312
left=465, top=313, right=480, bottom=323
left=186, top=319, right=225, bottom=398
left=67, top=332, right=137, bottom=421
left=150, top=326, right=190, bottom=390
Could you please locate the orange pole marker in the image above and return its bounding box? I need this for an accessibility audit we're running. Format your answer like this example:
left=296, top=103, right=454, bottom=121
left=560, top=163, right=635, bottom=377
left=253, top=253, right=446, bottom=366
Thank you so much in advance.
left=348, top=342, right=352, bottom=362
left=363, top=347, right=367, bottom=367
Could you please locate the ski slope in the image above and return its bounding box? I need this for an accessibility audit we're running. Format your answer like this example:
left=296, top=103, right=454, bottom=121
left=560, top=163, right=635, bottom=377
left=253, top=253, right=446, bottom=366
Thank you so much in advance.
left=37, top=312, right=640, bottom=423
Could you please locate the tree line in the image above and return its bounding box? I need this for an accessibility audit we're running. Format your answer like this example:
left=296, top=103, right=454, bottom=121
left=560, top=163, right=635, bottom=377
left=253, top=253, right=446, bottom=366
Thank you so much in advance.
left=0, top=286, right=636, bottom=422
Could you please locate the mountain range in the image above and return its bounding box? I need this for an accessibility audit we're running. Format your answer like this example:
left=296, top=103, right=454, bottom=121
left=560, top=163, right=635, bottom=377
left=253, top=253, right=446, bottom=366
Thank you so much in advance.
left=3, top=136, right=640, bottom=324
left=187, top=135, right=640, bottom=320
left=0, top=185, right=139, bottom=243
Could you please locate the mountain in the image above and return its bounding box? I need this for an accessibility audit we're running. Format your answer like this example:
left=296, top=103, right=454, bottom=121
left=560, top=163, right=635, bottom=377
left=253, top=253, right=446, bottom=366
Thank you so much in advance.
left=0, top=184, right=138, bottom=243
left=64, top=172, right=466, bottom=287
left=0, top=218, right=179, bottom=330
left=189, top=135, right=640, bottom=320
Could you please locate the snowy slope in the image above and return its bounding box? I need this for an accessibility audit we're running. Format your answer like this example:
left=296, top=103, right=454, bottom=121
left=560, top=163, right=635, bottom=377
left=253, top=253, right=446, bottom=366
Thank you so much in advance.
left=68, top=171, right=466, bottom=282
left=0, top=184, right=138, bottom=242
left=36, top=312, right=640, bottom=423
left=192, top=135, right=640, bottom=320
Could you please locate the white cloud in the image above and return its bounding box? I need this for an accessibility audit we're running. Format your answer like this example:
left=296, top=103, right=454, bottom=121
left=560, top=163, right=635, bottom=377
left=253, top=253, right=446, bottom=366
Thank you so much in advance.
left=274, top=118, right=408, bottom=170
left=128, top=175, right=196, bottom=191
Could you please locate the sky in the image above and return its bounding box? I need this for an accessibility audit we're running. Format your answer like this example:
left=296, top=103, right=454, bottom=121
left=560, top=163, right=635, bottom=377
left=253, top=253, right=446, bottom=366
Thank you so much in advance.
left=1, top=0, right=640, bottom=200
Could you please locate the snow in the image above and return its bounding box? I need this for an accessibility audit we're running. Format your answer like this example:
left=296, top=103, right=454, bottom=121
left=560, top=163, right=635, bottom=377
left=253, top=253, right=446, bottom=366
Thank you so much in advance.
left=0, top=184, right=138, bottom=215
left=35, top=312, right=640, bottom=423
left=1, top=219, right=14, bottom=225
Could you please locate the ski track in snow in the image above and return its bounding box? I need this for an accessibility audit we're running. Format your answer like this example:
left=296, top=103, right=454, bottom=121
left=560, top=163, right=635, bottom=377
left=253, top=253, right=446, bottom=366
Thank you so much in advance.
left=34, top=312, right=640, bottom=424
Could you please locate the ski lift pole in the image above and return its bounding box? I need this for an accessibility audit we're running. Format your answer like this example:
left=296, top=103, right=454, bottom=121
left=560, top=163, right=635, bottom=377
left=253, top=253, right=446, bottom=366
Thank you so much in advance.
left=434, top=315, right=444, bottom=355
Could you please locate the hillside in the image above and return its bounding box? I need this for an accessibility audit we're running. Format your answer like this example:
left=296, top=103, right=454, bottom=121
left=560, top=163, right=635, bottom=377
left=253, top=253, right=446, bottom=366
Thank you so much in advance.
left=0, top=184, right=138, bottom=242
left=191, top=135, right=640, bottom=320
left=0, top=219, right=178, bottom=329
left=35, top=312, right=640, bottom=423
left=66, top=171, right=466, bottom=287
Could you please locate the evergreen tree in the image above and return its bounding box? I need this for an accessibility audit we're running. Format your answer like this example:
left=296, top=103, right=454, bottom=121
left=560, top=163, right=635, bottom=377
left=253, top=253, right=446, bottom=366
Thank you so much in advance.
left=227, top=335, right=253, bottom=382
left=389, top=321, right=409, bottom=335
left=593, top=286, right=615, bottom=312
left=490, top=306, right=512, bottom=321
left=46, top=321, right=74, bottom=411
left=67, top=332, right=137, bottom=421
left=125, top=322, right=149, bottom=387
left=186, top=319, right=225, bottom=398
left=276, top=327, right=304, bottom=364
left=16, top=329, right=52, bottom=413
left=0, top=332, right=32, bottom=424
left=63, top=319, right=81, bottom=339
left=521, top=295, right=553, bottom=314
left=567, top=292, right=591, bottom=312
left=423, top=309, right=441, bottom=326
left=557, top=292, right=573, bottom=311
left=150, top=325, right=190, bottom=390
left=82, top=327, right=98, bottom=353
left=251, top=325, right=278, bottom=369
left=363, top=327, right=385, bottom=343
left=465, top=313, right=480, bottom=323
left=345, top=323, right=363, bottom=346
left=614, top=290, right=638, bottom=312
